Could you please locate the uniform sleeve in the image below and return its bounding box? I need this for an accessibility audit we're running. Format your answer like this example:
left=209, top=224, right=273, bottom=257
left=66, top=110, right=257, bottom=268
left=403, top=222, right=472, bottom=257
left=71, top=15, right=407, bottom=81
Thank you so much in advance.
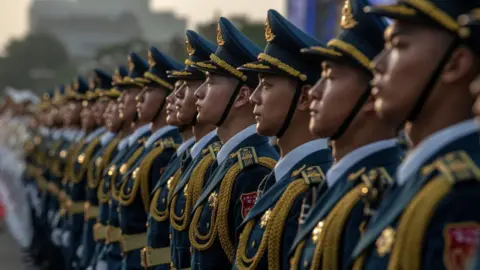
left=148, top=149, right=175, bottom=194
left=422, top=182, right=480, bottom=270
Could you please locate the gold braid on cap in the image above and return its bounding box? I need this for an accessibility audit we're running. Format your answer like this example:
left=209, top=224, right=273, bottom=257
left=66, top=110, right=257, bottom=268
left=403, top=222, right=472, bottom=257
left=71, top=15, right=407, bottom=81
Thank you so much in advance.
left=327, top=39, right=371, bottom=71
left=143, top=72, right=174, bottom=90
left=258, top=53, right=307, bottom=81
left=210, top=54, right=248, bottom=81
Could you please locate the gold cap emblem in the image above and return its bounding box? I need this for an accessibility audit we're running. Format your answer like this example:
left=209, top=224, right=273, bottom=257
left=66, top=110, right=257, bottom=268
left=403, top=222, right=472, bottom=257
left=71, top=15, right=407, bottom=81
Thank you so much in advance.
left=148, top=50, right=156, bottom=68
left=128, top=56, right=135, bottom=73
left=216, top=23, right=225, bottom=46
left=186, top=37, right=195, bottom=56
left=340, top=0, right=358, bottom=29
left=265, top=18, right=276, bottom=42
left=113, top=68, right=122, bottom=83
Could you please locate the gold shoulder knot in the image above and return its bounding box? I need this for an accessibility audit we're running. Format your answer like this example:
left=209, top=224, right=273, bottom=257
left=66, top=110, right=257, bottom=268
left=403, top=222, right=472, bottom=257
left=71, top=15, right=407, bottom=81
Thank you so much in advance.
left=300, top=166, right=326, bottom=185
left=156, top=137, right=176, bottom=149
left=424, top=151, right=480, bottom=183
left=236, top=147, right=259, bottom=169
left=137, top=138, right=147, bottom=145
left=208, top=142, right=222, bottom=157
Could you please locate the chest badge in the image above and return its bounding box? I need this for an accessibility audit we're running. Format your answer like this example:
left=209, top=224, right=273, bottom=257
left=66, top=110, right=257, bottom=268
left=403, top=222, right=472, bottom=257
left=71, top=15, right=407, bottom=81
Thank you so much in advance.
left=376, top=227, right=396, bottom=257
left=167, top=176, right=174, bottom=190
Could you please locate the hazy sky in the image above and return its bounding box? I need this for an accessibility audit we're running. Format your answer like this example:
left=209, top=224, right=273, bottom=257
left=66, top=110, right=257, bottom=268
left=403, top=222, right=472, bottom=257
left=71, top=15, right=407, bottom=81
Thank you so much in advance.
left=0, top=0, right=284, bottom=50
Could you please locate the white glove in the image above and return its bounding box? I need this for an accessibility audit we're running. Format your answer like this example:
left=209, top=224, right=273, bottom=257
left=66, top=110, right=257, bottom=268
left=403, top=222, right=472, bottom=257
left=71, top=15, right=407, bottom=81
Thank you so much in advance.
left=76, top=245, right=84, bottom=259
left=95, top=260, right=107, bottom=270
left=62, top=231, right=71, bottom=247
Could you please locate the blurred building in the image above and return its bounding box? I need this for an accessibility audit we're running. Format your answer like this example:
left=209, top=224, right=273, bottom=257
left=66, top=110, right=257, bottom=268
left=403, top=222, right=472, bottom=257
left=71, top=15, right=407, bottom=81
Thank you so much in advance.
left=29, top=0, right=186, bottom=60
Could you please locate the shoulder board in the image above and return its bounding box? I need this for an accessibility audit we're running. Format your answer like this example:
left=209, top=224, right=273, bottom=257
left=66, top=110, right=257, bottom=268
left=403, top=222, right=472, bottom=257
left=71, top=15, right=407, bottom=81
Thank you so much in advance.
left=208, top=141, right=222, bottom=157
left=299, top=166, right=326, bottom=185
left=422, top=151, right=480, bottom=183
left=155, top=137, right=177, bottom=149
left=236, top=147, right=259, bottom=169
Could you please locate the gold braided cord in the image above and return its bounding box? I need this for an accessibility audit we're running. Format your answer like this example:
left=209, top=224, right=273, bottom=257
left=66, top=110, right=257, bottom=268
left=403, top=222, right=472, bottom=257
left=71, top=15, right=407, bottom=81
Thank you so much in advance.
left=170, top=153, right=215, bottom=231
left=267, top=180, right=310, bottom=270
left=236, top=220, right=268, bottom=269
left=189, top=203, right=218, bottom=250
left=352, top=251, right=367, bottom=270
left=170, top=71, right=193, bottom=76
left=321, top=184, right=364, bottom=270
left=364, top=4, right=416, bottom=16
left=290, top=240, right=306, bottom=270
left=327, top=39, right=372, bottom=72
left=150, top=167, right=183, bottom=222
left=388, top=176, right=451, bottom=270
left=64, top=139, right=86, bottom=183
left=210, top=54, right=248, bottom=81
left=97, top=179, right=109, bottom=204
left=89, top=138, right=120, bottom=189
left=217, top=157, right=277, bottom=263
left=167, top=168, right=183, bottom=204
left=304, top=46, right=343, bottom=57
left=242, top=63, right=271, bottom=69
left=144, top=72, right=174, bottom=90
left=185, top=59, right=196, bottom=66
left=258, top=53, right=307, bottom=81
left=195, top=61, right=218, bottom=70
left=119, top=145, right=166, bottom=208
left=111, top=146, right=144, bottom=201
left=71, top=138, right=100, bottom=184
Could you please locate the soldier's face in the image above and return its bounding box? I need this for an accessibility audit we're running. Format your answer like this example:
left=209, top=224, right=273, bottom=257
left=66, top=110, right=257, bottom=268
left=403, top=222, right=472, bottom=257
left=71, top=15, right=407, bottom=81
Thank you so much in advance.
left=120, top=87, right=142, bottom=122
left=103, top=101, right=114, bottom=129
left=94, top=100, right=108, bottom=126
left=176, top=79, right=202, bottom=124
left=136, top=86, right=167, bottom=122
left=250, top=74, right=298, bottom=136
left=109, top=101, right=123, bottom=132
left=165, top=81, right=183, bottom=126
left=66, top=101, right=82, bottom=127
left=80, top=103, right=95, bottom=130
left=470, top=74, right=480, bottom=118
left=309, top=60, right=370, bottom=137
left=371, top=21, right=452, bottom=125
left=195, top=73, right=238, bottom=124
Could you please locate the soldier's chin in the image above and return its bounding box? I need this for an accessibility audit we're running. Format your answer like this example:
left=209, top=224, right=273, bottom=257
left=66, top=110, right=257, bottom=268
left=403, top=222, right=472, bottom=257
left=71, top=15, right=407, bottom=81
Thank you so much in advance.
left=255, top=122, right=275, bottom=137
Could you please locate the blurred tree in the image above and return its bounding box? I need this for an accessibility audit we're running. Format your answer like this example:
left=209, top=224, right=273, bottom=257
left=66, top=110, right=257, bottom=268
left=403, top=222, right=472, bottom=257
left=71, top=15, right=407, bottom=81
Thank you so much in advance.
left=196, top=16, right=267, bottom=49
left=168, top=35, right=188, bottom=63
left=0, top=32, right=75, bottom=94
left=95, top=38, right=149, bottom=67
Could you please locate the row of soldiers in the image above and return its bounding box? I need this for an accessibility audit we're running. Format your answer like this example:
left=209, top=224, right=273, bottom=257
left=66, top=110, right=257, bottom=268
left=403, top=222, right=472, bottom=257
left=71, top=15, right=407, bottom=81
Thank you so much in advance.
left=20, top=0, right=480, bottom=269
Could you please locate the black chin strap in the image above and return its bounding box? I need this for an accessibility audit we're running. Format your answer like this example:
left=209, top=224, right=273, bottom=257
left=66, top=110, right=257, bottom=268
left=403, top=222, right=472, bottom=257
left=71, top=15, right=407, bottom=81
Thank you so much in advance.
left=276, top=83, right=303, bottom=138
left=405, top=38, right=460, bottom=124
left=331, top=86, right=371, bottom=140
left=216, top=81, right=243, bottom=126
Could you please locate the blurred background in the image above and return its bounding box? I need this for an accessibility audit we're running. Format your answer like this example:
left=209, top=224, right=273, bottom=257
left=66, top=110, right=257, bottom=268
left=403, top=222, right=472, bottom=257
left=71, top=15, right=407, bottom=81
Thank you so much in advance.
left=0, top=0, right=392, bottom=95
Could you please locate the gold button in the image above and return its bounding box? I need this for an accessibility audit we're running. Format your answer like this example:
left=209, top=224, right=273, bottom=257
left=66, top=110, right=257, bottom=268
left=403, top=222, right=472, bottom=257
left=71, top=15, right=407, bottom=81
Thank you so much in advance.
left=304, top=260, right=309, bottom=268
left=180, top=209, right=184, bottom=214
left=251, top=241, right=256, bottom=248
left=206, top=222, right=210, bottom=229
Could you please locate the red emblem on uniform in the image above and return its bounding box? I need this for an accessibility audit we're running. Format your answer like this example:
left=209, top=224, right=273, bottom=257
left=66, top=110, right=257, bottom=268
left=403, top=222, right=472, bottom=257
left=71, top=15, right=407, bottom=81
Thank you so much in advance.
left=240, top=192, right=257, bottom=218
left=444, top=223, right=480, bottom=270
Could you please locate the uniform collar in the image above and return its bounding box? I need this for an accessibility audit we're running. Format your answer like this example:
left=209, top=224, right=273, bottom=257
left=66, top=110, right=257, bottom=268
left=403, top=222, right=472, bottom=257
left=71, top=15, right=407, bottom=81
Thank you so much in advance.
left=274, top=138, right=329, bottom=182
left=145, top=125, right=177, bottom=148
left=39, top=126, right=50, bottom=136
left=118, top=134, right=131, bottom=151
left=177, top=137, right=195, bottom=156
left=128, top=123, right=151, bottom=146
left=86, top=127, right=106, bottom=143
left=100, top=131, right=116, bottom=146
left=75, top=130, right=86, bottom=141
left=326, top=139, right=398, bottom=188
left=216, top=124, right=257, bottom=165
left=190, top=130, right=217, bottom=159
left=397, top=118, right=478, bottom=186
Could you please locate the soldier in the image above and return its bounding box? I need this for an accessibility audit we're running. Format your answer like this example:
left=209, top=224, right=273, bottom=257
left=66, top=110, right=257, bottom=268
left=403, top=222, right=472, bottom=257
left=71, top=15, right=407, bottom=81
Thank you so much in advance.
left=99, top=52, right=151, bottom=269
left=79, top=68, right=119, bottom=270
left=348, top=0, right=480, bottom=269
left=233, top=9, right=332, bottom=270
left=89, top=67, right=130, bottom=270
left=188, top=17, right=279, bottom=269
left=116, top=47, right=184, bottom=270
left=166, top=30, right=221, bottom=270
left=288, top=1, right=403, bottom=269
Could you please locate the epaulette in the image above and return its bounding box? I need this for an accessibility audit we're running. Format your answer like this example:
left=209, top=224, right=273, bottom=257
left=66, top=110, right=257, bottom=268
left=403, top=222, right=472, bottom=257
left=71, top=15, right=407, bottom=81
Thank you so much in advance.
left=422, top=151, right=480, bottom=183
left=154, top=137, right=176, bottom=149
left=208, top=141, right=222, bottom=157
left=235, top=147, right=259, bottom=169
left=299, top=166, right=326, bottom=185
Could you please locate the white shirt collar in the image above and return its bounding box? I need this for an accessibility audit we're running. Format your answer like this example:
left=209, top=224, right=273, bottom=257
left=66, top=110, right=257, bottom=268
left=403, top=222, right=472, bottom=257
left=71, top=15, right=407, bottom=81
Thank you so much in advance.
left=191, top=130, right=217, bottom=159
left=216, top=124, right=258, bottom=165
left=128, top=123, right=151, bottom=146
left=274, top=138, right=329, bottom=182
left=397, top=118, right=478, bottom=186
left=86, top=127, right=106, bottom=143
left=177, top=137, right=195, bottom=157
left=101, top=131, right=116, bottom=146
left=118, top=134, right=131, bottom=151
left=326, top=139, right=398, bottom=188
left=145, top=125, right=177, bottom=148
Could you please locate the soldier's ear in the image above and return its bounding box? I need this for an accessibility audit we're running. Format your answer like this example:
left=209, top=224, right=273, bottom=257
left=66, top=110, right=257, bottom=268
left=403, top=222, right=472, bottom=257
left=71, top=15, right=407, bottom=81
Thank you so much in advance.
left=233, top=84, right=253, bottom=108
left=362, top=94, right=376, bottom=115
left=297, top=84, right=312, bottom=111
left=442, top=45, right=478, bottom=85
